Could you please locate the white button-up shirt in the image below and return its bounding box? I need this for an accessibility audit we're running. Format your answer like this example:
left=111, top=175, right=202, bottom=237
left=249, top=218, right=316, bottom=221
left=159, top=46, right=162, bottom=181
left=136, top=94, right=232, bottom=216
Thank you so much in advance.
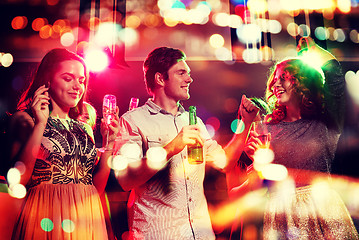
left=117, top=99, right=224, bottom=240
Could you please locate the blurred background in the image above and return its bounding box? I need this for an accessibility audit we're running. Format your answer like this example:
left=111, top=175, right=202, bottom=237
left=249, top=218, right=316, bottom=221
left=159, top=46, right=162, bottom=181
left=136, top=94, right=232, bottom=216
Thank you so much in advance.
left=1, top=0, right=359, bottom=239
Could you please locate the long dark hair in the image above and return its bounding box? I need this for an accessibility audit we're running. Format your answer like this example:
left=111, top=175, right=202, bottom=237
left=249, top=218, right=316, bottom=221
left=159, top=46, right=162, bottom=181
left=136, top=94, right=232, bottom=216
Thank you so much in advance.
left=265, top=58, right=324, bottom=123
left=17, top=48, right=89, bottom=119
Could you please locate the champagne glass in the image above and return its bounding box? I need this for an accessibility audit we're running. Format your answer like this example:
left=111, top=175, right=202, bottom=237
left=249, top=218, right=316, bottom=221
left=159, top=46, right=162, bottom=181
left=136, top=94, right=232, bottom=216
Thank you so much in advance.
left=253, top=120, right=269, bottom=148
left=100, top=94, right=116, bottom=152
left=128, top=97, right=139, bottom=111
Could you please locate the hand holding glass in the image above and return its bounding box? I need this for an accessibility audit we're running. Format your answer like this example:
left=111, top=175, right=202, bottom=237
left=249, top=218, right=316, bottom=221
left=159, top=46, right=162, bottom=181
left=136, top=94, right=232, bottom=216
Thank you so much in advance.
left=253, top=120, right=269, bottom=148
left=101, top=94, right=117, bottom=151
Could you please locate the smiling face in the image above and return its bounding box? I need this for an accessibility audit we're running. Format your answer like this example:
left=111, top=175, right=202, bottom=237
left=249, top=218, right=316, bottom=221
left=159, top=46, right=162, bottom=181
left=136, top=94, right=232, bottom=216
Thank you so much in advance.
left=49, top=60, right=86, bottom=114
left=163, top=60, right=193, bottom=102
left=272, top=65, right=301, bottom=108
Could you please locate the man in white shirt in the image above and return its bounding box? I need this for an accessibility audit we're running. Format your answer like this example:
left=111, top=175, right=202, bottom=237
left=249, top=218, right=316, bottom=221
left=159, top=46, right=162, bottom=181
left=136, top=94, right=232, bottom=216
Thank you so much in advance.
left=115, top=47, right=258, bottom=239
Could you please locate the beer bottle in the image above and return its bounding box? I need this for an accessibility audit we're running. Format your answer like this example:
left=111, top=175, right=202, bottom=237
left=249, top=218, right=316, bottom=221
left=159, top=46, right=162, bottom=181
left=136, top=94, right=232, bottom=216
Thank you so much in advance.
left=188, top=106, right=203, bottom=164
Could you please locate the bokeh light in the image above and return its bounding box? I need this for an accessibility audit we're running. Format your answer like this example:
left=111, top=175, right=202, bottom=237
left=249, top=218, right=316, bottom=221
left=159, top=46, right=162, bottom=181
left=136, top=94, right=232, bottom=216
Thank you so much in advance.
left=119, top=28, right=139, bottom=47
left=120, top=142, right=142, bottom=160
left=39, top=25, right=53, bottom=39
left=32, top=18, right=48, bottom=31
left=253, top=148, right=274, bottom=165
left=337, top=0, right=351, bottom=13
left=41, top=218, right=54, bottom=232
left=236, top=24, right=262, bottom=44
left=314, top=26, right=329, bottom=40
left=214, top=47, right=232, bottom=61
left=260, top=163, right=288, bottom=181
left=229, top=14, right=243, bottom=28
left=205, top=124, right=216, bottom=138
left=242, top=48, right=262, bottom=64
left=206, top=116, right=221, bottom=131
left=345, top=70, right=359, bottom=105
left=88, top=17, right=101, bottom=31
left=84, top=49, right=109, bottom=72
left=333, top=28, right=346, bottom=42
left=60, top=32, right=75, bottom=47
left=126, top=15, right=141, bottom=29
left=212, top=13, right=230, bottom=27
left=9, top=183, right=27, bottom=199
left=287, top=22, right=299, bottom=37
left=62, top=219, right=75, bottom=233
left=209, top=34, right=225, bottom=49
left=231, top=119, right=246, bottom=134
left=247, top=0, right=268, bottom=14
left=110, top=155, right=128, bottom=171
left=95, top=22, right=122, bottom=47
left=11, top=16, right=28, bottom=30
left=14, top=161, right=26, bottom=175
left=349, top=29, right=359, bottom=43
left=298, top=24, right=310, bottom=37
left=0, top=53, right=14, bottom=67
left=7, top=167, right=21, bottom=185
left=146, top=147, right=167, bottom=170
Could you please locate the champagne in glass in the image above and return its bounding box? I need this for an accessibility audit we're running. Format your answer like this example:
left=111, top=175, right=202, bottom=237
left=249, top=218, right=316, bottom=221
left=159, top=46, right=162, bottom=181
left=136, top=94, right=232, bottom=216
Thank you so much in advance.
left=102, top=94, right=116, bottom=151
left=128, top=97, right=139, bottom=111
left=253, top=120, right=269, bottom=148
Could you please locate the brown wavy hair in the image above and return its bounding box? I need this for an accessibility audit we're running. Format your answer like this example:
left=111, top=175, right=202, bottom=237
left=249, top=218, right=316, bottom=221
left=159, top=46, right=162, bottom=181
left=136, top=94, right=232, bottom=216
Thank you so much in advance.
left=264, top=58, right=325, bottom=124
left=143, top=47, right=186, bottom=95
left=17, top=48, right=89, bottom=119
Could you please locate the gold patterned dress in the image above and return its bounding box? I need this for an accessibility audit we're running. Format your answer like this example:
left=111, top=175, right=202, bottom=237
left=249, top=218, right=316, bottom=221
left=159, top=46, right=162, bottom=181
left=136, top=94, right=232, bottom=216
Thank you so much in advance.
left=12, top=116, right=108, bottom=240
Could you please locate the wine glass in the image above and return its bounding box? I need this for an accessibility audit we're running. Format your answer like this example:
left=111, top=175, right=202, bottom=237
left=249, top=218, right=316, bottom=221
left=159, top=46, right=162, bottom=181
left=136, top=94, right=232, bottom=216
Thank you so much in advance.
left=100, top=94, right=116, bottom=152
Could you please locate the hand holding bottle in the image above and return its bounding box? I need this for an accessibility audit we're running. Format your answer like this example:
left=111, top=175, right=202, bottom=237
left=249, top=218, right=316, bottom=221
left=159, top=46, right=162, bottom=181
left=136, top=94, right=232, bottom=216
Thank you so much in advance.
left=297, top=36, right=335, bottom=63
left=163, top=125, right=204, bottom=161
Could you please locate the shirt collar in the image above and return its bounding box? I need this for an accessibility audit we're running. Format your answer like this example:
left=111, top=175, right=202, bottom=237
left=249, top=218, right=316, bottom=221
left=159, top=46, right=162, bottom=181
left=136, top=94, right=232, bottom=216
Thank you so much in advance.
left=146, top=99, right=185, bottom=116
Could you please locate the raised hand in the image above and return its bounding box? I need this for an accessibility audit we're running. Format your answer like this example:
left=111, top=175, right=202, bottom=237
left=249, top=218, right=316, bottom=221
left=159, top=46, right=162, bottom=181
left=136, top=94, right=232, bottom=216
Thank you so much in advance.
left=31, top=85, right=50, bottom=125
left=239, top=95, right=259, bottom=125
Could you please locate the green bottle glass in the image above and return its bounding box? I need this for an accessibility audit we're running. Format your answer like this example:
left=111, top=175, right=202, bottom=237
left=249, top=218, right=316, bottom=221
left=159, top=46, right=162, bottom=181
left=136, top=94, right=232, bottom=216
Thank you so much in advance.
left=188, top=106, right=203, bottom=164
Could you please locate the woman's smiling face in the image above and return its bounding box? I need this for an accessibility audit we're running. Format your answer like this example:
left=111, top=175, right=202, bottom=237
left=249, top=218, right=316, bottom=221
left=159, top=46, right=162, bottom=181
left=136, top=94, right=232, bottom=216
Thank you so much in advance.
left=272, top=65, right=301, bottom=107
left=49, top=60, right=86, bottom=112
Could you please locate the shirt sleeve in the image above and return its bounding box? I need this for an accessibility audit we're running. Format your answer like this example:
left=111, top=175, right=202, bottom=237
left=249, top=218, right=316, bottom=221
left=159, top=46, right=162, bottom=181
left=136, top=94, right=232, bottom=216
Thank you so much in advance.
left=322, top=59, right=346, bottom=133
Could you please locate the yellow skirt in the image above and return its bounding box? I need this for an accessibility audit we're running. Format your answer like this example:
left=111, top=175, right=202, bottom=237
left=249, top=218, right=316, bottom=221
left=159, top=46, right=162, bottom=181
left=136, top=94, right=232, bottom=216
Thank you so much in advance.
left=12, top=183, right=108, bottom=240
left=264, top=185, right=359, bottom=240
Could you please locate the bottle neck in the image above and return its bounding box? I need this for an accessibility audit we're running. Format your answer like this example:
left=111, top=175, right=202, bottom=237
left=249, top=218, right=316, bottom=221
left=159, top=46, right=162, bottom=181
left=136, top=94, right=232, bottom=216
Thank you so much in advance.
left=189, top=107, right=197, bottom=125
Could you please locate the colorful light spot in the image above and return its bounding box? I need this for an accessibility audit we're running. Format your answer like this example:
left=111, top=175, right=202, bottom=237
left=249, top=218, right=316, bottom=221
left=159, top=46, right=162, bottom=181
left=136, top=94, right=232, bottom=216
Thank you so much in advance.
left=41, top=218, right=54, bottom=232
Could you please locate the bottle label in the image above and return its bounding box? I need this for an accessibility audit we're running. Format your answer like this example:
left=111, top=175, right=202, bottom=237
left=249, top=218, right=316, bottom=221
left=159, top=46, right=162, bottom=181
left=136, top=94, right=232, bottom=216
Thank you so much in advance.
left=188, top=145, right=203, bottom=164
